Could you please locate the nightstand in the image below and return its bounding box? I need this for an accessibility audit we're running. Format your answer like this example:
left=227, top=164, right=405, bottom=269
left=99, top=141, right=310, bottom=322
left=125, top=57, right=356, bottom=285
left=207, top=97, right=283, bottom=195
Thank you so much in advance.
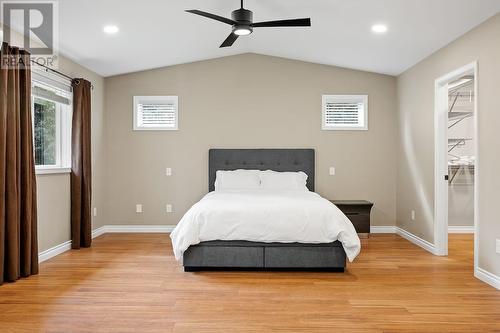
left=330, top=200, right=373, bottom=238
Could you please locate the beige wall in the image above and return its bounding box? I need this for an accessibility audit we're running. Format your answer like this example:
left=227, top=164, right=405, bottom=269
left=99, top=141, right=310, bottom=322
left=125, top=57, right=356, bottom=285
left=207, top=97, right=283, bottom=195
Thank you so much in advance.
left=397, top=14, right=500, bottom=275
left=105, top=54, right=398, bottom=228
left=36, top=174, right=71, bottom=252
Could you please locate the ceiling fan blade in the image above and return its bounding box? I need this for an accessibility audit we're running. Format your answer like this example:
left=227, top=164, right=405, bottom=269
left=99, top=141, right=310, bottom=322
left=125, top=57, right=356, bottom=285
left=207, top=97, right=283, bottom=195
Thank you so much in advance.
left=185, top=10, right=236, bottom=25
left=220, top=33, right=239, bottom=48
left=252, top=18, right=311, bottom=28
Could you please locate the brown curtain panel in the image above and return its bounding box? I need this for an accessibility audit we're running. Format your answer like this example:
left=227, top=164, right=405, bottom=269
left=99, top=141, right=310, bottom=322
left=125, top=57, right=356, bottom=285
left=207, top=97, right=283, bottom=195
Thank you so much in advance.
left=71, top=79, right=92, bottom=249
left=0, top=42, right=38, bottom=285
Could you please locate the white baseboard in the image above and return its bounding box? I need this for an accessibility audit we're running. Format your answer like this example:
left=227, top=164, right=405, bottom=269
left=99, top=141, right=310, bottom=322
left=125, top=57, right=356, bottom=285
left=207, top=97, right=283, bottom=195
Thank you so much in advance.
left=370, top=226, right=396, bottom=233
left=475, top=267, right=500, bottom=290
left=38, top=240, right=72, bottom=263
left=38, top=224, right=176, bottom=263
left=364, top=226, right=438, bottom=255
left=371, top=225, right=440, bottom=256
left=92, top=226, right=106, bottom=238
left=395, top=227, right=439, bottom=255
left=448, top=225, right=475, bottom=234
left=373, top=225, right=475, bottom=235
left=101, top=225, right=175, bottom=233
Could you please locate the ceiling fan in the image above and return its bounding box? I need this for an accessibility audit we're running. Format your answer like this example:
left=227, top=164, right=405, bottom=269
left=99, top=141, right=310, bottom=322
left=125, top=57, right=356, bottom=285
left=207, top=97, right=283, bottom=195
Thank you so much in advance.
left=186, top=0, right=311, bottom=48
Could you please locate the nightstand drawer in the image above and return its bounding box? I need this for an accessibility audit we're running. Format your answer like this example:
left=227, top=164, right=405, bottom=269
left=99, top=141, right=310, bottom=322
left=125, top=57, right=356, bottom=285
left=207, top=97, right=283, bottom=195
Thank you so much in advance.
left=337, top=206, right=372, bottom=215
left=344, top=213, right=370, bottom=233
left=330, top=200, right=373, bottom=235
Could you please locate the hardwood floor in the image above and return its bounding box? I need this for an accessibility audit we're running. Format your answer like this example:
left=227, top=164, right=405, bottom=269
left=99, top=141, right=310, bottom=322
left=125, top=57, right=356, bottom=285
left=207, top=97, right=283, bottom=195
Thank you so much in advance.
left=0, top=233, right=499, bottom=332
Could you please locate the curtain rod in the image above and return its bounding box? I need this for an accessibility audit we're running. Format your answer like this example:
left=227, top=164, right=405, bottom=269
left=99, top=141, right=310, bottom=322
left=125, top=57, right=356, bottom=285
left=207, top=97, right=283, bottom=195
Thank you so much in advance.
left=30, top=59, right=94, bottom=89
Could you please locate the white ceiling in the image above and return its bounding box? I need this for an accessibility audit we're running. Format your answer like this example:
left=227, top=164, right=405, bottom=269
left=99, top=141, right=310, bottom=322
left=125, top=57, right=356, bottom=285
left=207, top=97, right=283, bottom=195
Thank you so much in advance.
left=52, top=0, right=500, bottom=77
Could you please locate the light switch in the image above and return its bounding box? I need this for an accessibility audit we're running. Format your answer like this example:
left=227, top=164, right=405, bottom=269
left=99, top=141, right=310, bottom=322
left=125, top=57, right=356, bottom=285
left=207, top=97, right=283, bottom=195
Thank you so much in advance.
left=411, top=210, right=416, bottom=221
left=329, top=167, right=336, bottom=176
left=165, top=167, right=172, bottom=176
left=93, top=207, right=97, bottom=217
left=496, top=239, right=500, bottom=254
left=166, top=204, right=172, bottom=213
left=136, top=204, right=143, bottom=213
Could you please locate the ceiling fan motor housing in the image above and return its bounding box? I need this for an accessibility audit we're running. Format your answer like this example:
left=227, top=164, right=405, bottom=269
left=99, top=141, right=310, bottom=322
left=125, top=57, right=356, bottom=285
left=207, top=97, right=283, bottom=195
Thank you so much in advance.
left=232, top=8, right=253, bottom=34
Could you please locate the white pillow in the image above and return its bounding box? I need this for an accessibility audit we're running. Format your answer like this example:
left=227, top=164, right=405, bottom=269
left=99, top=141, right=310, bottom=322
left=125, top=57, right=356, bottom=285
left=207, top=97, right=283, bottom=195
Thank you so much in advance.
left=215, top=170, right=261, bottom=191
left=260, top=170, right=308, bottom=191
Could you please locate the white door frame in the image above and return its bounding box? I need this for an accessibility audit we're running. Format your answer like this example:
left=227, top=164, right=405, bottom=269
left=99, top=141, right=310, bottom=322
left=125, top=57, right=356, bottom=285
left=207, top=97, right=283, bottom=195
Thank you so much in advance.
left=434, top=62, right=478, bottom=266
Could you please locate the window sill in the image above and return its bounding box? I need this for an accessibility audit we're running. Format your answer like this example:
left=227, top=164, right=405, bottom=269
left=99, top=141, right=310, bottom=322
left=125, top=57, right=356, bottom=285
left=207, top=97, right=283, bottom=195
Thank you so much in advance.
left=36, top=167, right=71, bottom=175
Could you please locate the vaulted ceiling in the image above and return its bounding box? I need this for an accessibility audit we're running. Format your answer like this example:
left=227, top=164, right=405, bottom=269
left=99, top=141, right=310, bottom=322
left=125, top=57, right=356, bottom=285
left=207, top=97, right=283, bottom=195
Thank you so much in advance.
left=38, top=0, right=500, bottom=76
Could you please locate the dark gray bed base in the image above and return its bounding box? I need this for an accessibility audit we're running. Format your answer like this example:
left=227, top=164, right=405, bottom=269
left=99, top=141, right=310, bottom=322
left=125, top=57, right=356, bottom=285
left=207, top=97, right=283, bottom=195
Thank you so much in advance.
left=183, top=240, right=346, bottom=272
left=182, top=149, right=347, bottom=272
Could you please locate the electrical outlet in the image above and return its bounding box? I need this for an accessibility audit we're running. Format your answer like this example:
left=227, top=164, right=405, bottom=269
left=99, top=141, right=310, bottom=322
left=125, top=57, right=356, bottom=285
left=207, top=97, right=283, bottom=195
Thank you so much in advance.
left=136, top=204, right=143, bottom=213
left=166, top=204, right=172, bottom=213
left=329, top=167, right=336, bottom=176
left=93, top=207, right=97, bottom=217
left=496, top=239, right=500, bottom=254
left=165, top=167, right=172, bottom=176
left=411, top=210, right=416, bottom=221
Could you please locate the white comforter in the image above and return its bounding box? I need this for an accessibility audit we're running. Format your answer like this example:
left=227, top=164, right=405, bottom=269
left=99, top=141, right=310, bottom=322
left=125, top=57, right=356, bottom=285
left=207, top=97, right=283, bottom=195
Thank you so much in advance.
left=170, top=190, right=361, bottom=262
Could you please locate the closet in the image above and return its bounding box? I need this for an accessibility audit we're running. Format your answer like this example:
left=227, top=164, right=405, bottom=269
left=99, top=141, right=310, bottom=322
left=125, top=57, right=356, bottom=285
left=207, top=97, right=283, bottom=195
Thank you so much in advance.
left=448, top=76, right=475, bottom=228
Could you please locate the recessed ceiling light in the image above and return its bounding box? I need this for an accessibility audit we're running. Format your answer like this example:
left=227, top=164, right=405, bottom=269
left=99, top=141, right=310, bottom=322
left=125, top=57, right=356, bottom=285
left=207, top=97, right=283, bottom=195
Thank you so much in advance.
left=371, top=24, right=388, bottom=34
left=103, top=25, right=119, bottom=34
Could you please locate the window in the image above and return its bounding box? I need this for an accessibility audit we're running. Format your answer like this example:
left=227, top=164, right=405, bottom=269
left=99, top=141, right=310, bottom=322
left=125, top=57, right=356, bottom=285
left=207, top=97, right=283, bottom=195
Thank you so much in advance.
left=322, top=95, right=368, bottom=130
left=133, top=96, right=178, bottom=131
left=32, top=72, right=72, bottom=173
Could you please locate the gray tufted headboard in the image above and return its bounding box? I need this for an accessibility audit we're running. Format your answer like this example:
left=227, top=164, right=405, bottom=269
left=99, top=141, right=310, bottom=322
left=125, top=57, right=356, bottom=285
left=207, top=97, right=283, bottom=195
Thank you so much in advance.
left=208, top=149, right=315, bottom=192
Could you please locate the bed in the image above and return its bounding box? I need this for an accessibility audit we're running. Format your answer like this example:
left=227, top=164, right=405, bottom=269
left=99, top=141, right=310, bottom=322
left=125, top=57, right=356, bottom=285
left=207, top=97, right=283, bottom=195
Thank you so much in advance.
left=170, top=149, right=360, bottom=271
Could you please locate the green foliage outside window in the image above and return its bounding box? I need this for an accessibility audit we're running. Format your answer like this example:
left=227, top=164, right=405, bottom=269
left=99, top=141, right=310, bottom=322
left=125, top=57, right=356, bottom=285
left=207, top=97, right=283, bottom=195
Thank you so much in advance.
left=33, top=98, right=56, bottom=166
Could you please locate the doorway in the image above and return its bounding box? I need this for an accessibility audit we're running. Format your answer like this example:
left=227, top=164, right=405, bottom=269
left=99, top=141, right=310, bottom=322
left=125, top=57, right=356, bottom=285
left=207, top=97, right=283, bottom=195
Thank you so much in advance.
left=434, top=62, right=478, bottom=266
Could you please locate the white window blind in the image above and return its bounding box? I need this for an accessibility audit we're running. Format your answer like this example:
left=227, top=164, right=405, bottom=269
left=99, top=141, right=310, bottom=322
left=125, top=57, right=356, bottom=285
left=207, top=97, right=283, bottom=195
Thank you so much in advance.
left=133, top=96, right=178, bottom=131
left=322, top=95, right=368, bottom=130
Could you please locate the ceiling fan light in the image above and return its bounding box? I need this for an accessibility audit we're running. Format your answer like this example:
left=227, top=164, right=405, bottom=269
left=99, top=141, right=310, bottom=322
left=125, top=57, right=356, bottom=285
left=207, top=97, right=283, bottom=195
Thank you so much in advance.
left=234, top=27, right=252, bottom=36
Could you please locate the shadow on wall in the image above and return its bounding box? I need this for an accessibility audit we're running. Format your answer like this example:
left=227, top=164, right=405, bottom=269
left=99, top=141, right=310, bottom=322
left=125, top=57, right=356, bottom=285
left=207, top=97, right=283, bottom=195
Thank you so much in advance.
left=400, top=110, right=434, bottom=239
